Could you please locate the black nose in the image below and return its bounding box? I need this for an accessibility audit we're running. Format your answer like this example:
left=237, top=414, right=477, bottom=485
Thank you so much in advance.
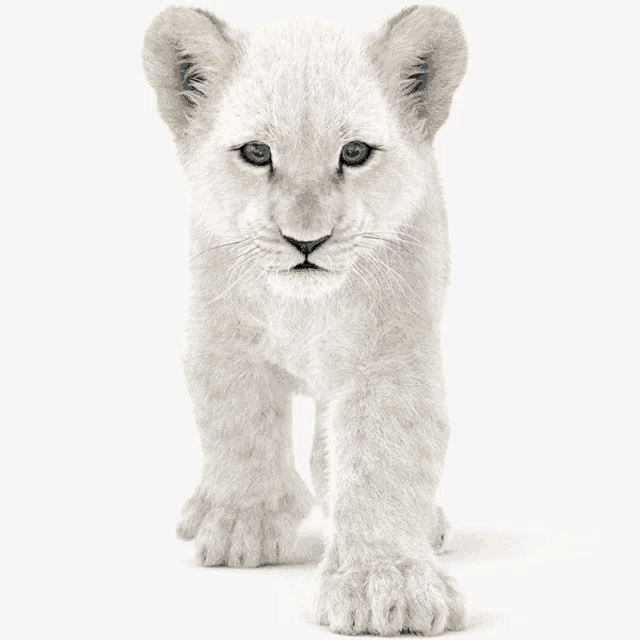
left=282, top=234, right=331, bottom=256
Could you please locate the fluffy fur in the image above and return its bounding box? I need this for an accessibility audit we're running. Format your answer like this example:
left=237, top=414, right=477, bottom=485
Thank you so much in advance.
left=143, top=5, right=467, bottom=636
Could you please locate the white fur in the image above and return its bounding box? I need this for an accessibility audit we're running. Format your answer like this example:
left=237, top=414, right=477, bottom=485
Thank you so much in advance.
left=143, top=4, right=467, bottom=635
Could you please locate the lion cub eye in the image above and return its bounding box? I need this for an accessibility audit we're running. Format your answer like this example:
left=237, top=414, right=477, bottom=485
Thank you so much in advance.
left=240, top=142, right=272, bottom=166
left=340, top=141, right=372, bottom=167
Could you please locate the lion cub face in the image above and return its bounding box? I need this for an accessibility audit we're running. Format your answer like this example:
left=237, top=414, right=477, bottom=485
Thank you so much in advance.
left=182, top=19, right=437, bottom=299
left=144, top=9, right=466, bottom=300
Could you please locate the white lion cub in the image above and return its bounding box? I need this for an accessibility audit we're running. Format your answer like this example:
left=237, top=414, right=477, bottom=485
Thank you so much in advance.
left=143, top=4, right=467, bottom=636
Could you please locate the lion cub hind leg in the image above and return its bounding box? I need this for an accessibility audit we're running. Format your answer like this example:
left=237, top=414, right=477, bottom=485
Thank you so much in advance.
left=309, top=402, right=330, bottom=519
left=432, top=506, right=453, bottom=554
left=178, top=356, right=314, bottom=568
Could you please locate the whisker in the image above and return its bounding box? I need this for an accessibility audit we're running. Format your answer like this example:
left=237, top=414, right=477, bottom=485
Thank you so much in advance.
left=357, top=240, right=416, bottom=310
left=209, top=250, right=263, bottom=303
left=262, top=254, right=278, bottom=279
left=361, top=252, right=396, bottom=294
left=363, top=230, right=426, bottom=247
left=367, top=222, right=426, bottom=235
left=208, top=267, right=249, bottom=304
left=351, top=262, right=377, bottom=299
left=359, top=234, right=405, bottom=249
left=366, top=251, right=412, bottom=296
left=357, top=259, right=385, bottom=299
left=369, top=238, right=408, bottom=265
left=358, top=234, right=425, bottom=266
left=188, top=237, right=252, bottom=264
left=363, top=226, right=427, bottom=244
left=370, top=261, right=415, bottom=313
left=219, top=248, right=261, bottom=284
left=358, top=233, right=427, bottom=256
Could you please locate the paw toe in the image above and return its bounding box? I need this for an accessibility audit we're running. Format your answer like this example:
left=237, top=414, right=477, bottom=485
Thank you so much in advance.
left=196, top=511, right=233, bottom=566
left=176, top=493, right=208, bottom=540
left=227, top=508, right=262, bottom=567
left=441, top=573, right=467, bottom=631
left=366, top=566, right=405, bottom=635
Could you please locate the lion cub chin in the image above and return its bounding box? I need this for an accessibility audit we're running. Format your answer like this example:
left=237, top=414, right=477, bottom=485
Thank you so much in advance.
left=143, top=4, right=467, bottom=636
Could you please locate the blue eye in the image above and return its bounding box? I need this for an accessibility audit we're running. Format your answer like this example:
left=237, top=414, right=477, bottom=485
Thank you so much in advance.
left=340, top=141, right=372, bottom=166
left=241, top=142, right=271, bottom=166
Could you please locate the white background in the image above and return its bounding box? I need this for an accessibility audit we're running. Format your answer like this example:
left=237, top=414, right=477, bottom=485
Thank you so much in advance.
left=2, top=0, right=638, bottom=638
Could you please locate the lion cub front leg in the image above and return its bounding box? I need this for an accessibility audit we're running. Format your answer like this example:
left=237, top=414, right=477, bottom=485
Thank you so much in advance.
left=312, top=366, right=465, bottom=636
left=178, top=353, right=313, bottom=567
left=310, top=401, right=452, bottom=552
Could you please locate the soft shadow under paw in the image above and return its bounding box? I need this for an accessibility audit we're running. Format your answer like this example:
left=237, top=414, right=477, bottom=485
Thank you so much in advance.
left=444, top=528, right=524, bottom=563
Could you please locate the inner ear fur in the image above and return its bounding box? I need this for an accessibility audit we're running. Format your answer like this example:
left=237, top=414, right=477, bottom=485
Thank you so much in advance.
left=368, top=5, right=467, bottom=139
left=142, top=6, right=239, bottom=137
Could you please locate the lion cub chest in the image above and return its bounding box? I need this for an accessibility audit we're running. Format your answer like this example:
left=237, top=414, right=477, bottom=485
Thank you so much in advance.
left=257, top=300, right=348, bottom=392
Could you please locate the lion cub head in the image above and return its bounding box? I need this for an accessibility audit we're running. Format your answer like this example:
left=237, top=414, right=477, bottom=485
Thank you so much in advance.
left=143, top=6, right=466, bottom=299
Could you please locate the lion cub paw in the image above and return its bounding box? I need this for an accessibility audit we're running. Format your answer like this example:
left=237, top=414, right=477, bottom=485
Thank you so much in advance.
left=177, top=479, right=313, bottom=568
left=312, top=554, right=465, bottom=636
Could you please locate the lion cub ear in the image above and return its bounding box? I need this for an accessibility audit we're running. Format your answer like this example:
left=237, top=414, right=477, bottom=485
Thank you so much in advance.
left=368, top=5, right=467, bottom=139
left=142, top=7, right=239, bottom=137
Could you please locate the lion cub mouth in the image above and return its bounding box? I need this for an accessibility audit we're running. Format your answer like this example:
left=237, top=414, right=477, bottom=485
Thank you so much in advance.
left=290, top=261, right=324, bottom=271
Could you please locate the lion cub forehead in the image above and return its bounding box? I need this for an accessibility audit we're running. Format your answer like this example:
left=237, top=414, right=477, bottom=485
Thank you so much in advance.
left=245, top=16, right=364, bottom=72
left=219, top=17, right=390, bottom=148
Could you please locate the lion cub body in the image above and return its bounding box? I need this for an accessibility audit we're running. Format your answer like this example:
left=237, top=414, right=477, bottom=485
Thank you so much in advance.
left=144, top=5, right=467, bottom=636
